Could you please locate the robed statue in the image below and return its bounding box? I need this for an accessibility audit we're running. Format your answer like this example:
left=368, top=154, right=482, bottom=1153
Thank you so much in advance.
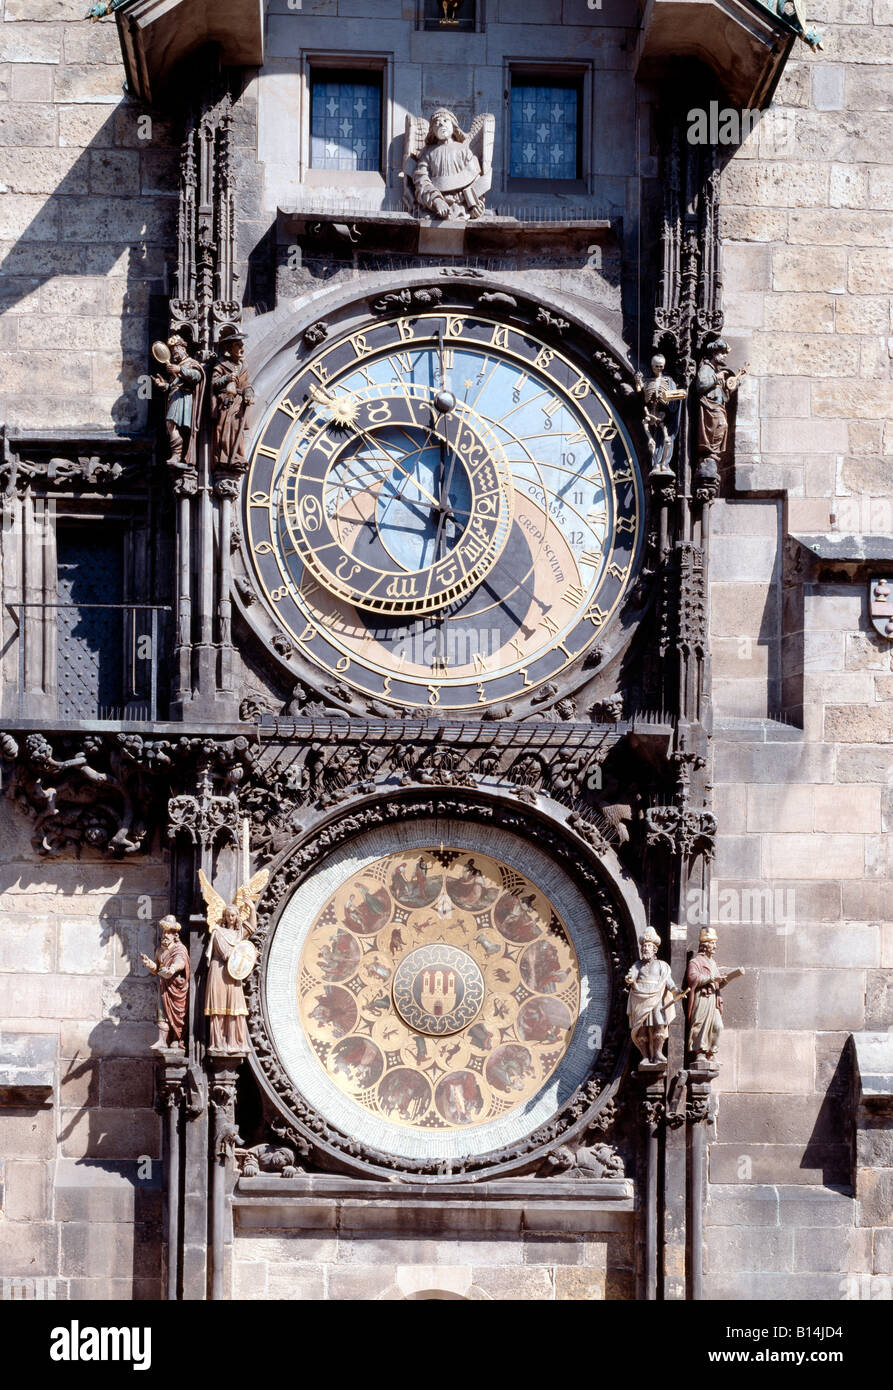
left=695, top=336, right=748, bottom=469
left=198, top=867, right=269, bottom=1054
left=625, top=926, right=678, bottom=1067
left=211, top=326, right=254, bottom=471
left=141, top=915, right=190, bottom=1051
left=686, top=926, right=744, bottom=1066
left=403, top=108, right=494, bottom=220
left=152, top=334, right=203, bottom=470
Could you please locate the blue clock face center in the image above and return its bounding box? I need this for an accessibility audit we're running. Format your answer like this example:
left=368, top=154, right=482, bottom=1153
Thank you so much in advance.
left=373, top=426, right=472, bottom=571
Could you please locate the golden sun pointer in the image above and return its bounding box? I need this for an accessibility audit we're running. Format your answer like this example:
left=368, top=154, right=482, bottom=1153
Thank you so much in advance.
left=308, top=383, right=360, bottom=428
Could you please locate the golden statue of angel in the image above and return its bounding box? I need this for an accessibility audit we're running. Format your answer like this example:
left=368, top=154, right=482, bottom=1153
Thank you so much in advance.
left=198, top=866, right=269, bottom=1054
left=402, top=108, right=494, bottom=220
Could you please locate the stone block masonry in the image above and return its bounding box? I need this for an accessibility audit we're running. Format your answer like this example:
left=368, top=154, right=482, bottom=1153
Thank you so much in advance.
left=0, top=839, right=165, bottom=1299
left=707, top=0, right=893, bottom=1298
left=0, top=7, right=177, bottom=433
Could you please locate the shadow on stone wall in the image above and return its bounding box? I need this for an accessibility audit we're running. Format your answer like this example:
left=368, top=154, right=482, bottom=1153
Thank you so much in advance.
left=0, top=843, right=165, bottom=1297
left=802, top=1043, right=852, bottom=1189
left=1, top=102, right=176, bottom=434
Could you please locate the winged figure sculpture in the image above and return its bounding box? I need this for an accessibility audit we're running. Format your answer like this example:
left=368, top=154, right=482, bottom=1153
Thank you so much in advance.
left=403, top=108, right=494, bottom=219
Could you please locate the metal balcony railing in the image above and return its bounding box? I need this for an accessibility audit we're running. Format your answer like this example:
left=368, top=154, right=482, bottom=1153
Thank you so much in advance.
left=6, top=602, right=171, bottom=722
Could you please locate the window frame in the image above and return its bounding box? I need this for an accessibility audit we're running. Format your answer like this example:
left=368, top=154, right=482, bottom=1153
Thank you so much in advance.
left=503, top=62, right=592, bottom=196
left=301, top=54, right=390, bottom=188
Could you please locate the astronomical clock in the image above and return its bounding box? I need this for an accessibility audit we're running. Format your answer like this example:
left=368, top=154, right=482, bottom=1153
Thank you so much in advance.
left=230, top=280, right=658, bottom=1180
left=241, top=295, right=646, bottom=714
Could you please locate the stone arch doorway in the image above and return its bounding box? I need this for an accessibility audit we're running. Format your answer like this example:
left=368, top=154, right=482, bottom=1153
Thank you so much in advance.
left=377, top=1267, right=493, bottom=1300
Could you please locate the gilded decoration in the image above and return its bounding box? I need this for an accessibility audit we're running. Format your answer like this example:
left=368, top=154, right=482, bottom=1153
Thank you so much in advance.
left=296, top=845, right=581, bottom=1132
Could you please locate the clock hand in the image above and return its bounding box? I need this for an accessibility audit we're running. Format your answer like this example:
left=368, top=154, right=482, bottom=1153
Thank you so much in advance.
left=308, top=383, right=443, bottom=510
left=432, top=425, right=460, bottom=562
left=482, top=564, right=553, bottom=619
left=436, top=329, right=448, bottom=392
left=351, top=424, right=443, bottom=510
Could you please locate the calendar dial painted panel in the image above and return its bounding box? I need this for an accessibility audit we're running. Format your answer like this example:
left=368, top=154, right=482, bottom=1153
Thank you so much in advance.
left=264, top=820, right=612, bottom=1162
left=245, top=310, right=645, bottom=709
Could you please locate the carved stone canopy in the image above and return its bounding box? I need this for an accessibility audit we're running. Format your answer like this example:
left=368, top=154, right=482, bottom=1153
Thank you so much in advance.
left=635, top=0, right=797, bottom=109
left=113, top=0, right=264, bottom=105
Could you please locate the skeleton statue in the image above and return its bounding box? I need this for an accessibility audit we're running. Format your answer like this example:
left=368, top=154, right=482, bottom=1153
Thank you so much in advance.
left=198, top=867, right=269, bottom=1054
left=403, top=108, right=494, bottom=220
left=634, top=354, right=686, bottom=476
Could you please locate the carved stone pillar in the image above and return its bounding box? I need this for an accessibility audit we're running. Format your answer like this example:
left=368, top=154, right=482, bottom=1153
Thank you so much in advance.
left=165, top=70, right=242, bottom=722
left=155, top=1052, right=188, bottom=1302
left=208, top=1056, right=244, bottom=1302
left=685, top=1066, right=717, bottom=1301
left=637, top=1071, right=667, bottom=1300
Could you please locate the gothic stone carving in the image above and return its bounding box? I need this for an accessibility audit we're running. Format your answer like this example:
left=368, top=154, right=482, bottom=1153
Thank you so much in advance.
left=644, top=805, right=717, bottom=860
left=402, top=109, right=494, bottom=220
left=238, top=723, right=622, bottom=862
left=0, top=731, right=169, bottom=857
left=0, top=433, right=151, bottom=499
left=544, top=1138, right=625, bottom=1179
left=165, top=736, right=254, bottom=851
left=235, top=1142, right=299, bottom=1178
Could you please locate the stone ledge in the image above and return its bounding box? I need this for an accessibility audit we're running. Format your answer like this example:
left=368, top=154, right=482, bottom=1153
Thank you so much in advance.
left=278, top=207, right=617, bottom=259
left=793, top=534, right=893, bottom=566
left=713, top=716, right=803, bottom=742
left=0, top=1031, right=55, bottom=1104
left=234, top=1176, right=635, bottom=1236
left=852, top=1032, right=893, bottom=1108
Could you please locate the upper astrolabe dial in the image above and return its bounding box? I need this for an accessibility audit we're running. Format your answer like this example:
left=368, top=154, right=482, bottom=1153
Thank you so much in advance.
left=281, top=376, right=515, bottom=618
left=245, top=307, right=645, bottom=710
